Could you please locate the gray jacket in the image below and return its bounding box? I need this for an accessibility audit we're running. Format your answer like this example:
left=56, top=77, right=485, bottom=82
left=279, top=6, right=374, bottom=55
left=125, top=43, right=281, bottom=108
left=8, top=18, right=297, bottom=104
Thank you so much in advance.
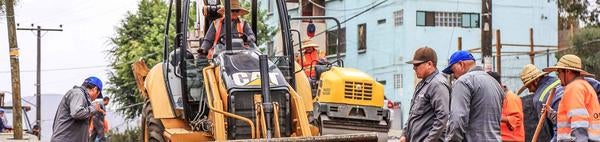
left=51, top=86, right=98, bottom=142
left=403, top=70, right=451, bottom=142
left=445, top=66, right=504, bottom=142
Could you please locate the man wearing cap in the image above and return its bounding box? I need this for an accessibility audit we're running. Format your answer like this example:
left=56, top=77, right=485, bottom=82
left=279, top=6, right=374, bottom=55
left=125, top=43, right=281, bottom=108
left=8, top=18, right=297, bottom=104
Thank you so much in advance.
left=543, top=54, right=600, bottom=141
left=400, top=47, right=450, bottom=142
left=51, top=76, right=103, bottom=142
left=199, top=0, right=256, bottom=58
left=298, top=39, right=324, bottom=78
left=443, top=51, right=504, bottom=141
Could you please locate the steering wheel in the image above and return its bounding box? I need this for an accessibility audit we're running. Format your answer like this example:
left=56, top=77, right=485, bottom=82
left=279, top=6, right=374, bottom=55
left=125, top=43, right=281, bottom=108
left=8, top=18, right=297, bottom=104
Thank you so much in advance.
left=217, top=33, right=248, bottom=45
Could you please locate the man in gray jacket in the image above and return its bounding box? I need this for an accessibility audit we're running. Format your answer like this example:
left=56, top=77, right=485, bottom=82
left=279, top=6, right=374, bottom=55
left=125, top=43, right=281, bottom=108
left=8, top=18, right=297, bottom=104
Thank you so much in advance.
left=401, top=47, right=451, bottom=142
left=443, top=51, right=504, bottom=142
left=51, top=76, right=103, bottom=142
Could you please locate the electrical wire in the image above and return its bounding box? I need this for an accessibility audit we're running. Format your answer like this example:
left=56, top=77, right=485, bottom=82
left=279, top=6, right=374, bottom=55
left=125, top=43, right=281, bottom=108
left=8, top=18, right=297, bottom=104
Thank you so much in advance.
left=308, top=0, right=381, bottom=11
left=0, top=65, right=106, bottom=73
left=308, top=0, right=388, bottom=38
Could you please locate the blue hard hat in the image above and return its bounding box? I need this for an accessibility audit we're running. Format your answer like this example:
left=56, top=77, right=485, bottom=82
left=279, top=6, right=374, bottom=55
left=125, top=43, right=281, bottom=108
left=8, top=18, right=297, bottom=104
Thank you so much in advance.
left=84, top=76, right=103, bottom=99
left=442, top=50, right=475, bottom=74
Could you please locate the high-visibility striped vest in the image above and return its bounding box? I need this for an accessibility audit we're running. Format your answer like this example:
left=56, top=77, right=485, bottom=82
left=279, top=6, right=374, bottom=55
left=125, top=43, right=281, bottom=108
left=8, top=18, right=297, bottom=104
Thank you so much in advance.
left=539, top=80, right=560, bottom=102
left=208, top=18, right=245, bottom=59
left=556, top=79, right=600, bottom=141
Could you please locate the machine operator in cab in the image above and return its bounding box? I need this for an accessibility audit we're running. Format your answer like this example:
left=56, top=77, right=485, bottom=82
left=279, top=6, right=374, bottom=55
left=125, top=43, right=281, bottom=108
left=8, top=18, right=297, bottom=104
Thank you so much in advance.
left=199, top=0, right=256, bottom=59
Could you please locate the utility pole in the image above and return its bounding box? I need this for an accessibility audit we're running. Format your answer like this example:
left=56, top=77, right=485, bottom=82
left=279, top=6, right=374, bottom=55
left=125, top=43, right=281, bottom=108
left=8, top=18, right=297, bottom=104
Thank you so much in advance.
left=17, top=25, right=63, bottom=140
left=481, top=0, right=493, bottom=72
left=5, top=0, right=24, bottom=139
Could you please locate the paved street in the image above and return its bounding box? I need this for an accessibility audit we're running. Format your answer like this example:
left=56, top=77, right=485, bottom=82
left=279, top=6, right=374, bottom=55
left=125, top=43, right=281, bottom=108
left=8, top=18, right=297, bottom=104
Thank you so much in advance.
left=0, top=133, right=38, bottom=142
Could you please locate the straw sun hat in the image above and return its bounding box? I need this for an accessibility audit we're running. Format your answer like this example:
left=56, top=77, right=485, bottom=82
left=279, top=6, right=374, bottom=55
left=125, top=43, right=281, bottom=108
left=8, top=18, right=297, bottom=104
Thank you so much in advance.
left=217, top=0, right=249, bottom=16
left=543, top=54, right=593, bottom=76
left=519, top=64, right=549, bottom=88
left=301, top=39, right=319, bottom=49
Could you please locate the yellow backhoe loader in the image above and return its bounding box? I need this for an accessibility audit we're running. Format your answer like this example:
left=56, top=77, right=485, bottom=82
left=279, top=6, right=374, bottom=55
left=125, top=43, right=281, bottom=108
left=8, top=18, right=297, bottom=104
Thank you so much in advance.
left=131, top=0, right=386, bottom=141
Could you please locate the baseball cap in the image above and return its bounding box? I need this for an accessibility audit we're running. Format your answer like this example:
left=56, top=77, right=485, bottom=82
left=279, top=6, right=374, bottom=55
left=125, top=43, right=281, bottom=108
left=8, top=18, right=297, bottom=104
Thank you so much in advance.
left=442, top=50, right=475, bottom=74
left=84, top=76, right=103, bottom=99
left=405, top=47, right=438, bottom=66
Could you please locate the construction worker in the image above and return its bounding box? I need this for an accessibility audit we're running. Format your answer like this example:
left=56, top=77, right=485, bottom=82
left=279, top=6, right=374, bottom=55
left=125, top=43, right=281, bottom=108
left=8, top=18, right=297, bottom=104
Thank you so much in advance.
left=89, top=96, right=110, bottom=142
left=199, top=0, right=255, bottom=58
left=519, top=64, right=563, bottom=141
left=0, top=109, right=11, bottom=133
left=543, top=54, right=600, bottom=141
left=297, top=39, right=324, bottom=78
left=489, top=71, right=525, bottom=142
left=443, top=50, right=504, bottom=141
left=400, top=47, right=450, bottom=142
left=51, top=76, right=103, bottom=142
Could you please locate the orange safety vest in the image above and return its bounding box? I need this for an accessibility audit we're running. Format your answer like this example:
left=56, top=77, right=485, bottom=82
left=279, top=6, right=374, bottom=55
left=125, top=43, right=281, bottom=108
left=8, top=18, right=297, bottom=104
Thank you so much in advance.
left=208, top=18, right=245, bottom=59
left=500, top=90, right=525, bottom=142
left=556, top=78, right=600, bottom=141
left=300, top=47, right=319, bottom=78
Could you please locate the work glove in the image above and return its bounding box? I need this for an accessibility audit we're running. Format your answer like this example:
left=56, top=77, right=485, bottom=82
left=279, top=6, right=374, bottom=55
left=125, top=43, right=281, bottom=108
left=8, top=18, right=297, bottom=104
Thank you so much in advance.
left=543, top=104, right=557, bottom=124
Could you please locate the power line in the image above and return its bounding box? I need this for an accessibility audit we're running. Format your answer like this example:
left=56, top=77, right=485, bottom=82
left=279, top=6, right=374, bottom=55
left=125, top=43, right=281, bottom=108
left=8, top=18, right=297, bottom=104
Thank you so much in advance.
left=308, top=0, right=381, bottom=11
left=0, top=65, right=107, bottom=73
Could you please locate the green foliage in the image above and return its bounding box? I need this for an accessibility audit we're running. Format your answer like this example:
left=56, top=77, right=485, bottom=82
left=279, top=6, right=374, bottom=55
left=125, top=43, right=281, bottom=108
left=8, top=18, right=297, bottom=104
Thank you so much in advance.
left=561, top=27, right=600, bottom=79
left=240, top=0, right=276, bottom=46
left=107, top=0, right=195, bottom=119
left=558, top=0, right=600, bottom=29
left=107, top=0, right=270, bottom=119
left=106, top=128, right=142, bottom=142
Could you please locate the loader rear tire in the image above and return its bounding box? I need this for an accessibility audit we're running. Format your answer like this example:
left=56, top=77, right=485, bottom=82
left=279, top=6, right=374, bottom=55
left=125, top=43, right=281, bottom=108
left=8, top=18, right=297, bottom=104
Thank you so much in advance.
left=143, top=99, right=166, bottom=142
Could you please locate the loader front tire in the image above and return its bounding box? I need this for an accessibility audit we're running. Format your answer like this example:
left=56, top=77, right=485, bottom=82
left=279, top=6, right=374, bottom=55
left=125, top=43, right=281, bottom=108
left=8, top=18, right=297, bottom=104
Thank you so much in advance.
left=143, top=99, right=166, bottom=142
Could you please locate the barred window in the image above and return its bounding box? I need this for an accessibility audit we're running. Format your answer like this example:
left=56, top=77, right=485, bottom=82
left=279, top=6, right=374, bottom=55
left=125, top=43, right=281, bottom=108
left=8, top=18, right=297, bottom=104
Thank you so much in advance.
left=435, top=12, right=462, bottom=27
left=394, top=10, right=404, bottom=26
left=394, top=74, right=403, bottom=89
left=417, top=11, right=478, bottom=28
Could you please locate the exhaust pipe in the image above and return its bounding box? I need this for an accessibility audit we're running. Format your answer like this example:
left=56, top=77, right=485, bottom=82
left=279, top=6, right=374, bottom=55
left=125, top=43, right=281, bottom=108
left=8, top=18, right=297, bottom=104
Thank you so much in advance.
left=259, top=55, right=274, bottom=138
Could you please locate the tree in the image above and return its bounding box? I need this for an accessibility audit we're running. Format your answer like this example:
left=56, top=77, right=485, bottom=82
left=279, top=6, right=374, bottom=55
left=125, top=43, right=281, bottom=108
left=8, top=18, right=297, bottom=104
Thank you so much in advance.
left=558, top=0, right=600, bottom=29
left=107, top=0, right=177, bottom=119
left=560, top=27, right=600, bottom=79
left=240, top=0, right=276, bottom=46
left=107, top=0, right=272, bottom=119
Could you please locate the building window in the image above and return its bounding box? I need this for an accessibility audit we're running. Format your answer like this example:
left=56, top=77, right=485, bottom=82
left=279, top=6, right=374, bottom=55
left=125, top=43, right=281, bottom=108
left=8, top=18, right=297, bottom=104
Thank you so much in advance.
left=462, top=13, right=480, bottom=28
left=435, top=12, right=462, bottom=27
left=417, top=11, right=478, bottom=28
left=394, top=10, right=403, bottom=26
left=377, top=19, right=386, bottom=25
left=267, top=0, right=272, bottom=14
left=358, top=23, right=367, bottom=53
left=378, top=80, right=387, bottom=85
left=327, top=28, right=346, bottom=56
left=416, top=11, right=435, bottom=26
left=394, top=74, right=403, bottom=88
